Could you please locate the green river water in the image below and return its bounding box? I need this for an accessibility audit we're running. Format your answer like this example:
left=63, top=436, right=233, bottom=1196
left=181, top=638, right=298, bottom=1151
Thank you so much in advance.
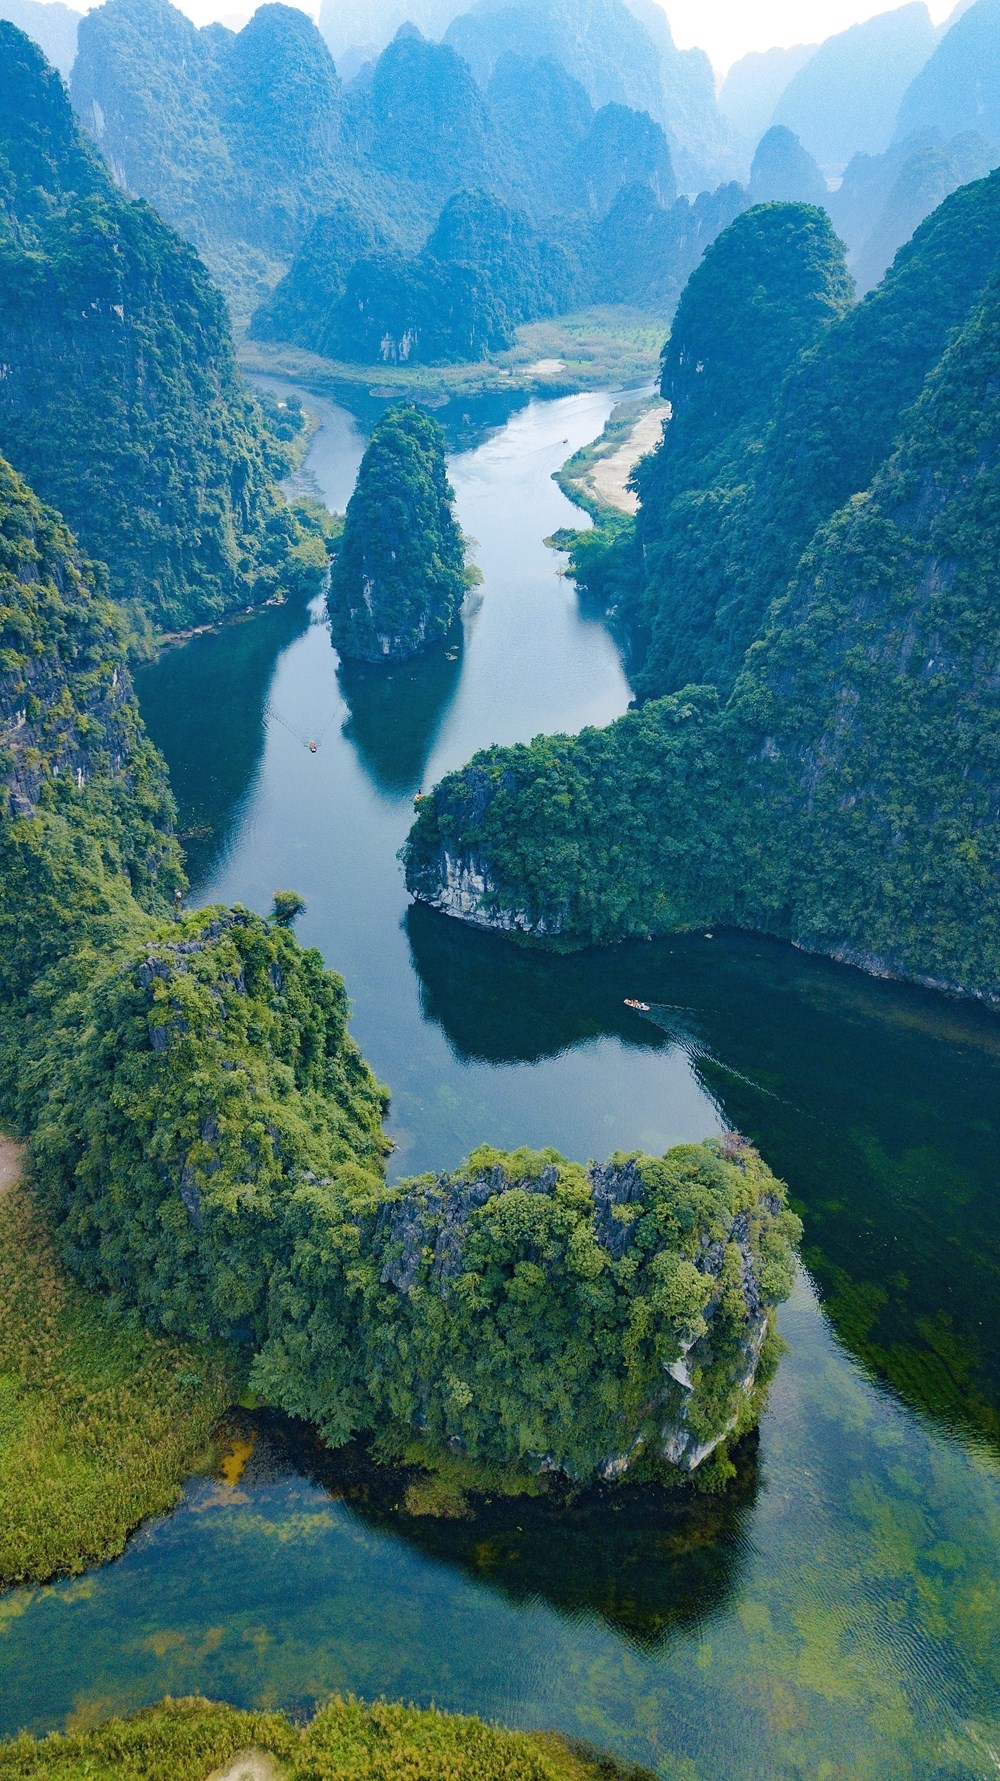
left=1, top=387, right=998, bottom=1779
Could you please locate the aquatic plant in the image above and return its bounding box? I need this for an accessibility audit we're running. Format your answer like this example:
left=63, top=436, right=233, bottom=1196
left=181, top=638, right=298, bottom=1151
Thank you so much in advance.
left=0, top=1176, right=234, bottom=1587
left=0, top=1694, right=662, bottom=1781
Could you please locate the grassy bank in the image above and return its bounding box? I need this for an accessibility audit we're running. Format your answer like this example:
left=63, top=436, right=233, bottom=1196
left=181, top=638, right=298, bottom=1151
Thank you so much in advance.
left=0, top=1165, right=235, bottom=1587
left=239, top=307, right=671, bottom=409
left=0, top=1696, right=659, bottom=1781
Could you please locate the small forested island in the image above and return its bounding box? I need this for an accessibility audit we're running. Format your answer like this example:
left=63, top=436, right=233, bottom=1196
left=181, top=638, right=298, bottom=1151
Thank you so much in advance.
left=328, top=405, right=473, bottom=661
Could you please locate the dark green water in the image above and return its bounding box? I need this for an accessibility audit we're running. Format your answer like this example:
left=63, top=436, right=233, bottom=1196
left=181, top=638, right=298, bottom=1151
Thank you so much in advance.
left=3, top=390, right=999, bottom=1778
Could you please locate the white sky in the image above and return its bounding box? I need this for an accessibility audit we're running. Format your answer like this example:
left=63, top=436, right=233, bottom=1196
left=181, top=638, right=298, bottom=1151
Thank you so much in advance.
left=74, top=0, right=963, bottom=75
left=662, top=0, right=958, bottom=71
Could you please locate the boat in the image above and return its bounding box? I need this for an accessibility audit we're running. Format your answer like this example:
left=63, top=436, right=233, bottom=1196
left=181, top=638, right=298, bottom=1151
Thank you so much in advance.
left=308, top=741, right=318, bottom=753
left=623, top=998, right=651, bottom=1012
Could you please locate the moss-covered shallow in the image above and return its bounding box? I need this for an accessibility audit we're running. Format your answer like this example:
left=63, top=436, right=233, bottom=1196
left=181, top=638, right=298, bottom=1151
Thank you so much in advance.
left=0, top=1696, right=660, bottom=1781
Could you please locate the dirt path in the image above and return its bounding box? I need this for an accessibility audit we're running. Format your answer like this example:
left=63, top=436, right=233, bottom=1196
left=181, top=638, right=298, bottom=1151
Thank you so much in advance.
left=0, top=1134, right=23, bottom=1196
left=588, top=400, right=669, bottom=513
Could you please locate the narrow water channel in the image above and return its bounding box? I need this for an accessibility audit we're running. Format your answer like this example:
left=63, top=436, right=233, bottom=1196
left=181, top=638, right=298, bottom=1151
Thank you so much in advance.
left=3, top=390, right=998, bottom=1780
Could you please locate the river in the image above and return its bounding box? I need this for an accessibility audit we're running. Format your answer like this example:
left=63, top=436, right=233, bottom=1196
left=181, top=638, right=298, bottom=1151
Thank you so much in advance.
left=2, top=389, right=998, bottom=1779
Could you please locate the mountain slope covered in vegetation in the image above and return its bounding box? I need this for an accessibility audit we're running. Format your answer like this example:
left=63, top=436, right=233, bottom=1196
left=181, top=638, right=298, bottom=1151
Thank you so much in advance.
left=0, top=22, right=314, bottom=636
left=404, top=191, right=1000, bottom=1002
left=588, top=174, right=1000, bottom=703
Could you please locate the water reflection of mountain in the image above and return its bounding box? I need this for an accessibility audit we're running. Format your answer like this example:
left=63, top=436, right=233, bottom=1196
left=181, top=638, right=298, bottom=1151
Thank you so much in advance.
left=338, top=635, right=464, bottom=798
left=238, top=1412, right=759, bottom=1649
left=136, top=597, right=309, bottom=889
left=406, top=904, right=1000, bottom=1451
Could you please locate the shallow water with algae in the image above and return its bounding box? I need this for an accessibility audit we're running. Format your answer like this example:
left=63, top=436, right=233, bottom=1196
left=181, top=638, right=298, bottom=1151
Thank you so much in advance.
left=2, top=390, right=998, bottom=1778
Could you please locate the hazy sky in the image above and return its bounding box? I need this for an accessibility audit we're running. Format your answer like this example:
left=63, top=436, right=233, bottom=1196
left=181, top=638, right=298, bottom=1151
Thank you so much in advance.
left=110, top=0, right=963, bottom=74
left=665, top=0, right=958, bottom=69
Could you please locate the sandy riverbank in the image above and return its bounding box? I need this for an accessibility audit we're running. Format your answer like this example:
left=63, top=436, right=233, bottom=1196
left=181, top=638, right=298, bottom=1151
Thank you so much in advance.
left=587, top=400, right=670, bottom=512
left=555, top=393, right=669, bottom=520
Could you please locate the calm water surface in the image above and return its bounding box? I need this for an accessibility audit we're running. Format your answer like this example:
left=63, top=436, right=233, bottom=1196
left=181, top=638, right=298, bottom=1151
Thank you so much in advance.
left=3, top=390, right=999, bottom=1779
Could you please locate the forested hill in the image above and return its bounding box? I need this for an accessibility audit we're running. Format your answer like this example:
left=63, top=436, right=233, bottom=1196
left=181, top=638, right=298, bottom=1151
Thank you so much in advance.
left=582, top=175, right=1000, bottom=704
left=404, top=189, right=1000, bottom=1003
left=0, top=22, right=316, bottom=637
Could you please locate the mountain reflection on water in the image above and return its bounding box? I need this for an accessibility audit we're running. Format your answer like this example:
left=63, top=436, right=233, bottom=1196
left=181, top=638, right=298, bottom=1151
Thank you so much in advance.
left=228, top=1411, right=760, bottom=1650
left=336, top=636, right=465, bottom=797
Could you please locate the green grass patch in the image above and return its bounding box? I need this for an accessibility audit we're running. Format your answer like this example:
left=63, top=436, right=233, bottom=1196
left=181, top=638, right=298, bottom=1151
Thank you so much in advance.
left=239, top=307, right=671, bottom=408
left=0, top=1695, right=660, bottom=1781
left=0, top=1179, right=235, bottom=1587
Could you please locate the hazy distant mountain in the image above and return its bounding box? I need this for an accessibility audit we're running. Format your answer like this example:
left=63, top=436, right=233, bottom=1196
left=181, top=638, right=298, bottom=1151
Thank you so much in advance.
left=618, top=0, right=734, bottom=187
left=317, top=0, right=461, bottom=64
left=843, top=130, right=994, bottom=287
left=486, top=52, right=594, bottom=212
left=749, top=126, right=827, bottom=206
left=0, top=0, right=78, bottom=77
left=577, top=102, right=676, bottom=213
left=593, top=178, right=746, bottom=307
left=895, top=0, right=1000, bottom=149
left=718, top=45, right=817, bottom=152
left=344, top=28, right=514, bottom=211
left=444, top=0, right=731, bottom=187
left=773, top=4, right=937, bottom=169
left=445, top=0, right=663, bottom=116
left=71, top=0, right=360, bottom=296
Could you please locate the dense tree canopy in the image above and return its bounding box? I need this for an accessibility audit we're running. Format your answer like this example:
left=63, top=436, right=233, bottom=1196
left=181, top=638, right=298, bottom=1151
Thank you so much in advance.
left=0, top=22, right=321, bottom=636
left=329, top=406, right=470, bottom=661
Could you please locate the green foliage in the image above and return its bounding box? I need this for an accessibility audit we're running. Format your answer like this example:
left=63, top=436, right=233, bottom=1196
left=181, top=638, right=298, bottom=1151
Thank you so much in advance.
left=0, top=1177, right=234, bottom=1586
left=0, top=22, right=314, bottom=635
left=0, top=431, right=796, bottom=1533
left=0, top=1694, right=662, bottom=1781
left=657, top=202, right=854, bottom=473
left=405, top=244, right=1000, bottom=999
left=0, top=451, right=182, bottom=1128
left=328, top=406, right=469, bottom=662
left=249, top=199, right=389, bottom=352
left=579, top=172, right=1000, bottom=702
left=281, top=191, right=582, bottom=368
left=252, top=1137, right=800, bottom=1480
left=34, top=906, right=390, bottom=1343
left=271, top=888, right=307, bottom=927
